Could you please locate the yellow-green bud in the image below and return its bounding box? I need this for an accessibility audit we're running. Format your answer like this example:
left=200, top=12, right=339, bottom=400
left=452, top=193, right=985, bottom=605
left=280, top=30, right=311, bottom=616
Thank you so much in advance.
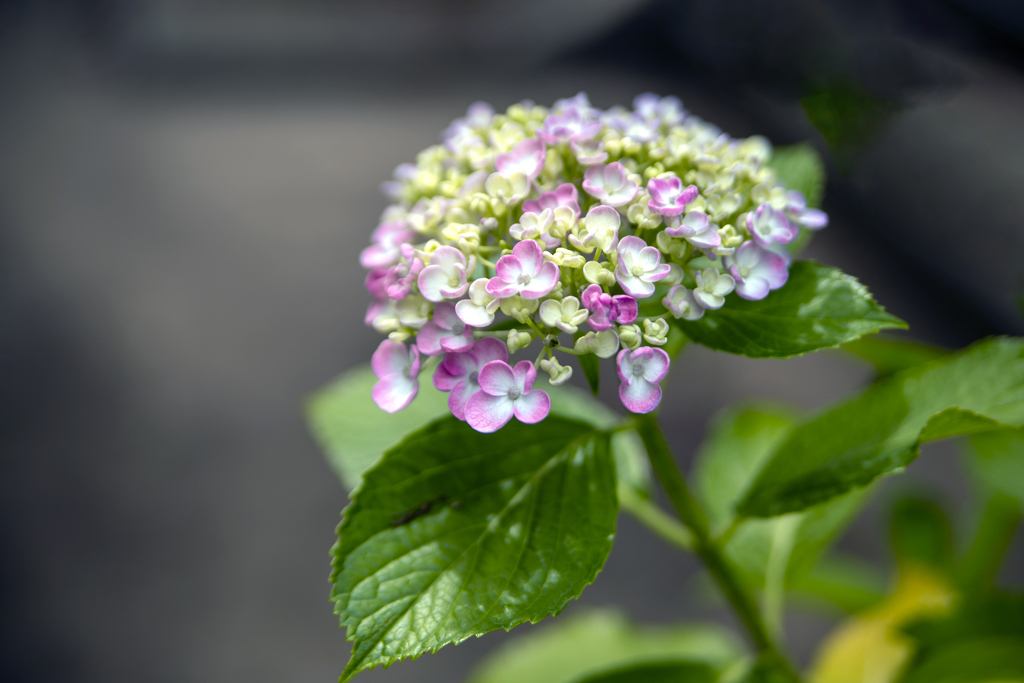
left=618, top=324, right=642, bottom=350
left=643, top=318, right=670, bottom=346
left=507, top=329, right=533, bottom=354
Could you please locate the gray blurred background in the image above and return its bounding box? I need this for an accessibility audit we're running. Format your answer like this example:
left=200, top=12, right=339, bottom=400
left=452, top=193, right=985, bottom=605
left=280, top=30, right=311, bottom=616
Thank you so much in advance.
left=2, top=1, right=1023, bottom=681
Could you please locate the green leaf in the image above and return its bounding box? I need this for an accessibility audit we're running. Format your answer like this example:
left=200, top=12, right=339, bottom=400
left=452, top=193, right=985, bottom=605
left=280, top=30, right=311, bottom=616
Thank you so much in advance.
left=574, top=661, right=718, bottom=683
left=967, top=429, right=1024, bottom=505
left=578, top=352, right=601, bottom=396
left=767, top=142, right=826, bottom=209
left=841, top=335, right=948, bottom=378
left=739, top=338, right=1024, bottom=517
left=889, top=495, right=954, bottom=571
left=307, top=365, right=451, bottom=490
left=466, top=608, right=740, bottom=683
left=789, top=554, right=886, bottom=613
left=330, top=416, right=617, bottom=681
left=801, top=83, right=897, bottom=161
left=900, top=595, right=1024, bottom=683
left=673, top=262, right=906, bottom=359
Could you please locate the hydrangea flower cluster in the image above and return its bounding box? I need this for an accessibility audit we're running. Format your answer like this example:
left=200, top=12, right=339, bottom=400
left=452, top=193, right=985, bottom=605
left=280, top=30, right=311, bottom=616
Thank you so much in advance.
left=363, top=93, right=827, bottom=432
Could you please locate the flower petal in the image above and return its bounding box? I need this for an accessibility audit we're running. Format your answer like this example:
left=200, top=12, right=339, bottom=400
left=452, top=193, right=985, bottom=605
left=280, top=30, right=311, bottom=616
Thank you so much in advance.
left=415, top=322, right=446, bottom=356
left=477, top=360, right=517, bottom=396
left=371, top=339, right=410, bottom=379
left=513, top=390, right=551, bottom=424
left=466, top=392, right=515, bottom=432
left=432, top=360, right=462, bottom=391
left=455, top=299, right=495, bottom=327
left=494, top=253, right=523, bottom=282
left=619, top=376, right=662, bottom=414
left=511, top=239, right=543, bottom=276
left=472, top=337, right=509, bottom=366
left=417, top=265, right=451, bottom=302
left=633, top=346, right=670, bottom=383
left=447, top=381, right=477, bottom=420
left=512, top=360, right=537, bottom=393
left=520, top=261, right=560, bottom=299
left=372, top=373, right=419, bottom=413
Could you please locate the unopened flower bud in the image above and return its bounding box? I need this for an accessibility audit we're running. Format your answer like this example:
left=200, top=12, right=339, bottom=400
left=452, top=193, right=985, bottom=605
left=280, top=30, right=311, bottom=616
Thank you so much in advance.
left=574, top=329, right=619, bottom=358
left=583, top=261, right=617, bottom=287
left=643, top=318, right=670, bottom=346
left=618, top=323, right=642, bottom=350
left=500, top=295, right=539, bottom=323
left=539, top=357, right=573, bottom=385
left=507, top=329, right=533, bottom=354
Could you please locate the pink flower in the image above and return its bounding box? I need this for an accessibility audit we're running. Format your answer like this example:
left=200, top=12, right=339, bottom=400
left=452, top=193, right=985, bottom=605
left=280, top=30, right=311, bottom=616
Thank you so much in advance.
left=495, top=138, right=546, bottom=181
left=521, top=183, right=580, bottom=218
left=380, top=245, right=424, bottom=300
left=416, top=302, right=475, bottom=356
left=784, top=191, right=828, bottom=230
left=664, top=211, right=721, bottom=250
left=616, top=346, right=670, bottom=414
left=432, top=337, right=507, bottom=420
left=486, top=239, right=560, bottom=300
left=371, top=340, right=421, bottom=413
left=646, top=177, right=699, bottom=217
left=746, top=204, right=796, bottom=247
left=581, top=284, right=638, bottom=331
left=465, top=360, right=551, bottom=433
left=538, top=107, right=602, bottom=145
left=570, top=137, right=609, bottom=166
left=417, top=246, right=474, bottom=302
left=633, top=93, right=685, bottom=126
left=615, top=235, right=671, bottom=298
left=727, top=241, right=789, bottom=301
left=582, top=163, right=639, bottom=207
left=359, top=220, right=414, bottom=269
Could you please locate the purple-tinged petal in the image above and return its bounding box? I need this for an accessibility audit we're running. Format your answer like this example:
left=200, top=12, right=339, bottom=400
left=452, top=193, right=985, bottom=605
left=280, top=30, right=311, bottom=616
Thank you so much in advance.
left=495, top=138, right=546, bottom=181
left=632, top=347, right=670, bottom=383
left=447, top=381, right=476, bottom=420
left=611, top=295, right=638, bottom=324
left=417, top=265, right=452, bottom=302
left=465, top=392, right=515, bottom=433
left=440, top=331, right=475, bottom=353
left=512, top=360, right=537, bottom=393
left=416, top=322, right=446, bottom=356
left=372, top=373, right=419, bottom=413
left=477, top=360, right=517, bottom=396
left=371, top=340, right=411, bottom=379
left=511, top=239, right=543, bottom=276
left=472, top=337, right=509, bottom=366
left=433, top=360, right=461, bottom=392
left=520, top=261, right=560, bottom=299
left=513, top=390, right=551, bottom=424
left=619, top=376, right=662, bottom=414
left=485, top=277, right=520, bottom=299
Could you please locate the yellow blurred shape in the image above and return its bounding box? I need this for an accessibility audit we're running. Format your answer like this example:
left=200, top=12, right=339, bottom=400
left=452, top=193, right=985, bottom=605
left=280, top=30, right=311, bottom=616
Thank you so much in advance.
left=808, top=564, right=955, bottom=683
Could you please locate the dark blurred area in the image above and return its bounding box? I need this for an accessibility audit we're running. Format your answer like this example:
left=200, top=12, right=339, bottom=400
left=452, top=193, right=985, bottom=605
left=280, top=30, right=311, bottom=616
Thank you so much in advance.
left=2, top=1, right=1023, bottom=681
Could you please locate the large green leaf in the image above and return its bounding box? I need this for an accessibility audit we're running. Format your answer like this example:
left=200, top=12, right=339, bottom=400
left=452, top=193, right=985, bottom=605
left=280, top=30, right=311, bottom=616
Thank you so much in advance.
left=740, top=338, right=1024, bottom=517
left=767, top=143, right=825, bottom=209
left=466, top=608, right=740, bottom=683
left=330, top=416, right=617, bottom=681
left=840, top=335, right=948, bottom=378
left=673, top=262, right=906, bottom=359
left=574, top=661, right=718, bottom=683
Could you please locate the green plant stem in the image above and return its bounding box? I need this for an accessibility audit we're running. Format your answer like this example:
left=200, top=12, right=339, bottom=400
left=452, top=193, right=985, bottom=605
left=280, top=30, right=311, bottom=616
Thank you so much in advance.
left=618, top=485, right=695, bottom=552
left=959, top=492, right=1021, bottom=590
left=633, top=412, right=802, bottom=683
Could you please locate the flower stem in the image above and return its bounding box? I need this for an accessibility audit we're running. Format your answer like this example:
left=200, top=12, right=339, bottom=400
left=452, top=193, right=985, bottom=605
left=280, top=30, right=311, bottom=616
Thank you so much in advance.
left=632, top=412, right=802, bottom=683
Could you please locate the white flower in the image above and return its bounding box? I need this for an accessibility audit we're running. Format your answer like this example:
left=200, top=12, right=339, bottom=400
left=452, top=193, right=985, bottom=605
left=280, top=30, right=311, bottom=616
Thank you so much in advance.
left=692, top=268, right=735, bottom=309
left=538, top=296, right=589, bottom=334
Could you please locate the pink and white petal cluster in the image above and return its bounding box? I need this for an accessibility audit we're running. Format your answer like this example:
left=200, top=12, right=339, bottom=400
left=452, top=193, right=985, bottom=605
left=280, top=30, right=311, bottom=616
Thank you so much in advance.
left=728, top=242, right=789, bottom=301
left=360, top=220, right=415, bottom=268
left=371, top=340, right=421, bottom=413
left=455, top=278, right=500, bottom=327
left=664, top=211, right=722, bottom=250
left=416, top=302, right=475, bottom=356
left=486, top=240, right=560, bottom=300
left=538, top=107, right=602, bottom=145
left=581, top=284, right=638, bottom=331
left=582, top=163, right=639, bottom=207
left=465, top=360, right=551, bottom=433
left=495, top=138, right=546, bottom=181
left=616, top=347, right=670, bottom=414
left=509, top=209, right=561, bottom=248
left=569, top=205, right=620, bottom=254
left=746, top=204, right=796, bottom=247
left=615, top=236, right=671, bottom=298
left=784, top=191, right=828, bottom=230
left=647, top=177, right=699, bottom=217
left=433, top=337, right=507, bottom=420
left=521, top=183, right=580, bottom=218
left=418, top=246, right=475, bottom=302
left=663, top=285, right=705, bottom=321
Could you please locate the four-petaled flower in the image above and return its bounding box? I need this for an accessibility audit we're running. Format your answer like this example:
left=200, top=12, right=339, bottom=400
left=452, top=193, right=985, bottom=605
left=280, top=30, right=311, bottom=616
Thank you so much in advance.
left=433, top=337, right=507, bottom=420
left=465, top=360, right=551, bottom=433
left=663, top=285, right=704, bottom=320
left=455, top=278, right=500, bottom=327
left=569, top=205, right=620, bottom=254
left=360, top=220, right=414, bottom=268
left=615, top=236, right=671, bottom=297
left=510, top=209, right=561, bottom=248
left=537, top=107, right=602, bottom=145
left=746, top=204, right=796, bottom=247
left=692, top=268, right=736, bottom=310
left=538, top=296, right=589, bottom=334
left=784, top=191, right=828, bottom=230
left=728, top=241, right=789, bottom=300
left=521, top=183, right=580, bottom=218
left=495, top=138, right=546, bottom=181
left=371, top=340, right=421, bottom=413
left=616, top=347, right=670, bottom=414
left=582, top=163, right=639, bottom=207
left=664, top=211, right=721, bottom=250
left=486, top=240, right=560, bottom=299
left=581, top=284, right=638, bottom=331
left=416, top=302, right=476, bottom=355
left=417, top=246, right=475, bottom=301
left=647, top=177, right=699, bottom=216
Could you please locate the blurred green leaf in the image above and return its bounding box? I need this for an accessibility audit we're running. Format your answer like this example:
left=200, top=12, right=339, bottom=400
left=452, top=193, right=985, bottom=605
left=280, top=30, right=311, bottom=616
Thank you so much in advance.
left=890, top=495, right=954, bottom=571
left=801, top=84, right=897, bottom=161
left=739, top=338, right=1024, bottom=517
left=578, top=352, right=601, bottom=396
left=673, top=262, right=906, bottom=359
left=331, top=416, right=616, bottom=681
left=789, top=554, right=887, bottom=613
left=767, top=142, right=826, bottom=208
left=900, top=595, right=1024, bottom=683
left=574, top=661, right=718, bottom=683
left=841, top=335, right=948, bottom=378
left=968, top=429, right=1024, bottom=505
left=466, top=609, right=740, bottom=683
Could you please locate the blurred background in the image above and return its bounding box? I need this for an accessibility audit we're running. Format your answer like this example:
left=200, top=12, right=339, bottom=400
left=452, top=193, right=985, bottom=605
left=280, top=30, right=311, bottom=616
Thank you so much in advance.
left=2, top=0, right=1023, bottom=681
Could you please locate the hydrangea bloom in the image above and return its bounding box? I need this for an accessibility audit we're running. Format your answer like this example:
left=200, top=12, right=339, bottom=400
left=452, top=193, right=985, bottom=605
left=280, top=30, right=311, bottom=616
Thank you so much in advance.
left=359, top=94, right=828, bottom=428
